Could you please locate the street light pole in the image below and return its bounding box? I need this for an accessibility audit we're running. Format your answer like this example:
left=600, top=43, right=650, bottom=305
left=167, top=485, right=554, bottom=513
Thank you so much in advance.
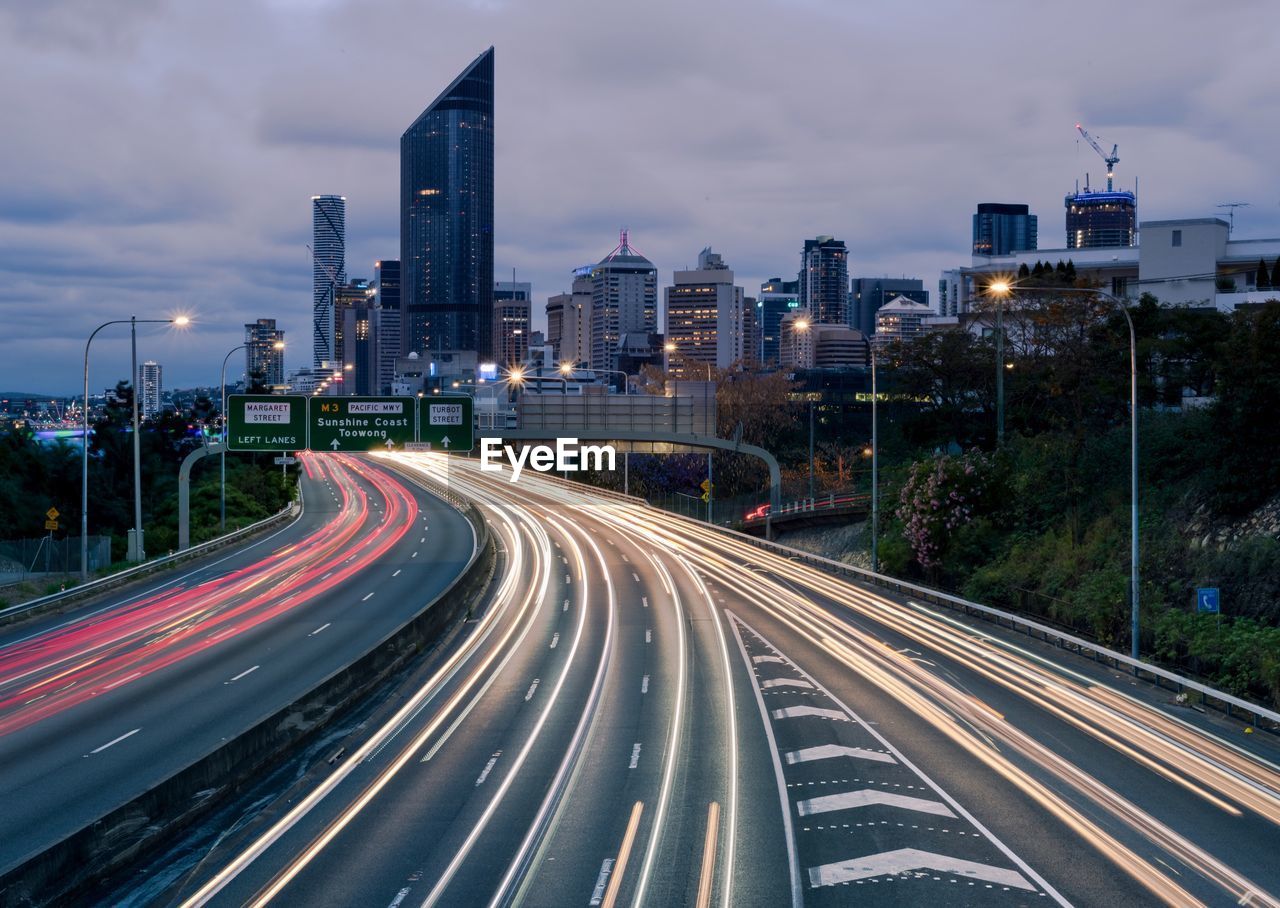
left=995, top=297, right=1005, bottom=446
left=130, top=317, right=144, bottom=561
left=220, top=344, right=248, bottom=533
left=81, top=317, right=183, bottom=579
left=808, top=400, right=815, bottom=500
left=871, top=345, right=879, bottom=573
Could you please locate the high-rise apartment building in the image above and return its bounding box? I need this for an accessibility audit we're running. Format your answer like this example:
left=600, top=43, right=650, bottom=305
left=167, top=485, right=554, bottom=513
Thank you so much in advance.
left=972, top=203, right=1038, bottom=257
left=546, top=270, right=593, bottom=367
left=401, top=47, right=495, bottom=359
left=663, top=248, right=744, bottom=377
left=333, top=279, right=373, bottom=368
left=312, top=195, right=346, bottom=368
left=799, top=236, right=849, bottom=325
left=375, top=260, right=401, bottom=394
left=493, top=280, right=531, bottom=367
left=757, top=278, right=800, bottom=364
left=245, top=318, right=285, bottom=387
left=591, top=230, right=657, bottom=372
left=138, top=361, right=162, bottom=419
left=873, top=295, right=935, bottom=348
left=849, top=277, right=929, bottom=338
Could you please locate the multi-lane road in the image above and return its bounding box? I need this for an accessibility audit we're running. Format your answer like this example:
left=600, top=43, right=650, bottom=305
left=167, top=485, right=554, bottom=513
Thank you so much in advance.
left=151, top=453, right=1280, bottom=908
left=0, top=453, right=474, bottom=877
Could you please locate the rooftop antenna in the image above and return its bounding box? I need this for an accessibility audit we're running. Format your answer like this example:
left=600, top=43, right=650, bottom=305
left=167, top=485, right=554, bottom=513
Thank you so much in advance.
left=1217, top=202, right=1249, bottom=235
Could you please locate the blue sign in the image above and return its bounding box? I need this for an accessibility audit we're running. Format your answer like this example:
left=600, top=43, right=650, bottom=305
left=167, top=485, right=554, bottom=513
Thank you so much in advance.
left=1196, top=587, right=1220, bottom=614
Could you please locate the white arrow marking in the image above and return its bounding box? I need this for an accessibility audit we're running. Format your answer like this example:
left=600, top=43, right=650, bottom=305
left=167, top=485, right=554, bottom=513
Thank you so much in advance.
left=329, top=438, right=340, bottom=450
left=770, top=705, right=849, bottom=721
left=441, top=436, right=451, bottom=448
left=753, top=655, right=786, bottom=664
left=807, top=848, right=1034, bottom=890
left=796, top=789, right=956, bottom=818
left=384, top=438, right=396, bottom=450
left=785, top=744, right=896, bottom=766
left=761, top=678, right=814, bottom=690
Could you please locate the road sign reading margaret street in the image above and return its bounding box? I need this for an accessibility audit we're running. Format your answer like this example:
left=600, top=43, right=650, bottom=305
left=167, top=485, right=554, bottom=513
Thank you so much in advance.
left=415, top=394, right=474, bottom=452
left=310, top=396, right=416, bottom=452
left=227, top=395, right=308, bottom=452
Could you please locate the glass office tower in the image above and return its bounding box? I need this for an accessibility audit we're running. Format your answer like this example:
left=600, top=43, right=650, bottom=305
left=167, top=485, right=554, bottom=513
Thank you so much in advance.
left=401, top=47, right=495, bottom=359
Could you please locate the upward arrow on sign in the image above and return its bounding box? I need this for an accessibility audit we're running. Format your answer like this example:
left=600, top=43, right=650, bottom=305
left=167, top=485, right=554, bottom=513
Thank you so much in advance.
left=384, top=438, right=396, bottom=451
left=441, top=436, right=451, bottom=449
left=329, top=438, right=341, bottom=451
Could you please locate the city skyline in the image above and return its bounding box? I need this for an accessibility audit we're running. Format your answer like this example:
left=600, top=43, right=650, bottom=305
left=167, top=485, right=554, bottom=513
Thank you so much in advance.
left=2, top=0, right=1278, bottom=393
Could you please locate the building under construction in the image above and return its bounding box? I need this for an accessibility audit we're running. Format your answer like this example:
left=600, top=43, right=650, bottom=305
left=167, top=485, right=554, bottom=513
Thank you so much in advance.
left=1064, top=124, right=1137, bottom=249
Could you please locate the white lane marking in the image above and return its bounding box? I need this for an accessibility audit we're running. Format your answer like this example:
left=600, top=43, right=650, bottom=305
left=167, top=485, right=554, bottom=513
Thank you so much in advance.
left=87, top=728, right=140, bottom=755
left=387, top=886, right=411, bottom=908
left=412, top=551, right=418, bottom=558
left=420, top=537, right=425, bottom=543
left=565, top=573, right=571, bottom=584
left=797, top=789, right=956, bottom=818
left=309, top=623, right=331, bottom=637
left=321, top=572, right=333, bottom=581
left=785, top=744, right=895, bottom=766
left=645, top=629, right=652, bottom=644
left=761, top=678, right=814, bottom=690
left=525, top=679, right=540, bottom=701
left=563, top=598, right=570, bottom=612
left=362, top=592, right=375, bottom=602
left=632, top=572, right=640, bottom=582
left=770, top=705, right=848, bottom=721
left=226, top=665, right=260, bottom=684
left=753, top=655, right=785, bottom=664
left=808, top=848, right=1035, bottom=890
left=641, top=596, right=648, bottom=608
left=629, top=743, right=642, bottom=769
left=475, top=751, right=502, bottom=786
left=207, top=627, right=234, bottom=641
left=641, top=674, right=649, bottom=694
left=392, top=569, right=401, bottom=577
left=550, top=633, right=560, bottom=649
left=621, top=554, right=630, bottom=562
left=589, top=859, right=615, bottom=906
left=103, top=671, right=141, bottom=691
left=562, top=556, right=569, bottom=565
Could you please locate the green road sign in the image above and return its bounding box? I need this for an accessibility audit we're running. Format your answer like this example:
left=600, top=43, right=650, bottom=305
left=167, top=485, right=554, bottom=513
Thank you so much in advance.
left=415, top=394, right=474, bottom=452
left=227, top=394, right=308, bottom=452
left=310, top=396, right=416, bottom=452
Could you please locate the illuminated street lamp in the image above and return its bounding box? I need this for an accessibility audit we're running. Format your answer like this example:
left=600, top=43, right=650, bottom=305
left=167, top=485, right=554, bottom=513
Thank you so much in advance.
left=986, top=279, right=1014, bottom=446
left=81, top=315, right=190, bottom=580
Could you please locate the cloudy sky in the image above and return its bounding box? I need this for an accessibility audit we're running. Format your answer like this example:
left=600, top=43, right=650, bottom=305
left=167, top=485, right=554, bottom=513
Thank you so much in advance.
left=2, top=0, right=1277, bottom=395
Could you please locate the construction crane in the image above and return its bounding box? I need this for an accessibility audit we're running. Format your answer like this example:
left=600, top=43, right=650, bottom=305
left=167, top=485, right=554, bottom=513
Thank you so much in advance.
left=1076, top=123, right=1119, bottom=191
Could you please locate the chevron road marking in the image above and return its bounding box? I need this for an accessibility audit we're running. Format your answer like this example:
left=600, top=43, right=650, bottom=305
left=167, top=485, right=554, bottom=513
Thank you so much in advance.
left=807, top=847, right=1035, bottom=890
left=784, top=744, right=896, bottom=766
left=796, top=789, right=957, bottom=818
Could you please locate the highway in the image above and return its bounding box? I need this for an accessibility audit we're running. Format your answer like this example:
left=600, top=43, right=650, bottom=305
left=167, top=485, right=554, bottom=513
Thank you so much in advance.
left=167, top=453, right=1280, bottom=908
left=0, top=453, right=474, bottom=877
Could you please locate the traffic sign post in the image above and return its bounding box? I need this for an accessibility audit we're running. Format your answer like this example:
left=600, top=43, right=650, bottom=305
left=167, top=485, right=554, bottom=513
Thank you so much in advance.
left=415, top=394, right=474, bottom=452
left=310, top=396, right=416, bottom=453
left=227, top=395, right=308, bottom=452
left=1196, top=587, right=1220, bottom=615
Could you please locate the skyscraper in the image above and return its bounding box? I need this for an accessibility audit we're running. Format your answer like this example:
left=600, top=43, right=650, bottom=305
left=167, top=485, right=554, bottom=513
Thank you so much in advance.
left=493, top=280, right=531, bottom=367
left=663, top=248, right=744, bottom=377
left=401, top=47, right=495, bottom=359
left=1065, top=190, right=1137, bottom=249
left=138, top=361, right=161, bottom=419
left=799, top=236, right=849, bottom=325
left=245, top=318, right=285, bottom=387
left=972, top=203, right=1038, bottom=257
left=546, top=270, right=593, bottom=367
left=849, top=277, right=929, bottom=338
left=591, top=230, right=657, bottom=372
left=375, top=260, right=401, bottom=395
left=758, top=278, right=800, bottom=365
left=312, top=195, right=346, bottom=368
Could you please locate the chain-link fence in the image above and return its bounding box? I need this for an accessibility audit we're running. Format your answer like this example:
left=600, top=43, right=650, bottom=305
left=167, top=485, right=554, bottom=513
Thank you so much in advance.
left=0, top=536, right=113, bottom=582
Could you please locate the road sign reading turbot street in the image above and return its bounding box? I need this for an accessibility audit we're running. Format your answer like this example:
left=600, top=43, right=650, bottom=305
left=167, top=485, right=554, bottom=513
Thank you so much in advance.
left=415, top=394, right=474, bottom=452
left=310, top=396, right=417, bottom=453
left=227, top=395, right=308, bottom=452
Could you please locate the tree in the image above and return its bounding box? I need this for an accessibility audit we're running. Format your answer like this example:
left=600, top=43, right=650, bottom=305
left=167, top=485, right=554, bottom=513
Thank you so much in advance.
left=1032, top=261, right=1045, bottom=279
left=1017, top=263, right=1030, bottom=279
left=1271, top=257, right=1280, bottom=291
left=1257, top=258, right=1271, bottom=291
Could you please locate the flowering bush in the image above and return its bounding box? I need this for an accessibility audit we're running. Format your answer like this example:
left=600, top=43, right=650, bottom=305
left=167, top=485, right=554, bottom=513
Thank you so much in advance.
left=896, top=449, right=993, bottom=569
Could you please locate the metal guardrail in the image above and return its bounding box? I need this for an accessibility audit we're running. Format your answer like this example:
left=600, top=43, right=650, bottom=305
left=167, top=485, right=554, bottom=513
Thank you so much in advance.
left=539, top=473, right=1280, bottom=734
left=0, top=498, right=302, bottom=624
